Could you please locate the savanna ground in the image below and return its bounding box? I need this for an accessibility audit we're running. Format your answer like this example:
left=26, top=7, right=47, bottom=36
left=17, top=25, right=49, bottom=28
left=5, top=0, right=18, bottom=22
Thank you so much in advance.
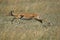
left=0, top=0, right=60, bottom=40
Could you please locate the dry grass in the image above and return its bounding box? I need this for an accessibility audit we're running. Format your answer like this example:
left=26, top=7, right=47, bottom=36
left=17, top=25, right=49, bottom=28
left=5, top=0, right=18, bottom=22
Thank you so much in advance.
left=0, top=0, right=60, bottom=40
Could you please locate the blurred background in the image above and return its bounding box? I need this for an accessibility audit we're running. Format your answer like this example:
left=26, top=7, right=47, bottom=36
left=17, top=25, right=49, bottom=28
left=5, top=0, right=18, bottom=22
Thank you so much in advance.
left=0, top=0, right=60, bottom=40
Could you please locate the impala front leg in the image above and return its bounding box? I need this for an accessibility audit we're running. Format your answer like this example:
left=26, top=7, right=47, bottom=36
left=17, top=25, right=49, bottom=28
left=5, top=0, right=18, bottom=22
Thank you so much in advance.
left=34, top=18, right=43, bottom=23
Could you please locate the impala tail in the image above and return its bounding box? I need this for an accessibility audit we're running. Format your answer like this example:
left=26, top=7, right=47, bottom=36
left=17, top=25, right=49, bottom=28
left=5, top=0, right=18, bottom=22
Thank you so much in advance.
left=9, top=10, right=14, bottom=16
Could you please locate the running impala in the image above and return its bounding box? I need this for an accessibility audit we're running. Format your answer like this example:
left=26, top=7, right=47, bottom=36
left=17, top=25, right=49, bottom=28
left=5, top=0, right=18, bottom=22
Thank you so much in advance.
left=9, top=10, right=43, bottom=23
